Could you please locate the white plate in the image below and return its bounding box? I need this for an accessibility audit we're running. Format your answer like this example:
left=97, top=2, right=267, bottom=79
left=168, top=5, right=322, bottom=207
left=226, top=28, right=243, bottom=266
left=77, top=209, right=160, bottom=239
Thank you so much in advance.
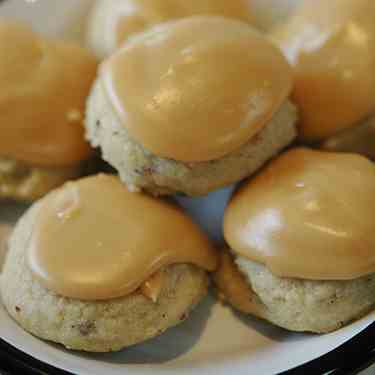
left=0, top=1, right=374, bottom=374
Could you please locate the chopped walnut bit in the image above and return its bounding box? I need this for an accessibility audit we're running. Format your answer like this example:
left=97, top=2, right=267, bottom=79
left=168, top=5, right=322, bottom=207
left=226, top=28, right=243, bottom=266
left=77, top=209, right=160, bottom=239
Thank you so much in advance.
left=140, top=270, right=165, bottom=303
left=76, top=321, right=96, bottom=336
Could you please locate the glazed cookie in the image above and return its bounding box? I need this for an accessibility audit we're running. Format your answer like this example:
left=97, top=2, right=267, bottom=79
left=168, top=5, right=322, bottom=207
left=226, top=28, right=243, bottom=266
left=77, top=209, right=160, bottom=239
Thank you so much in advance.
left=271, top=0, right=375, bottom=158
left=1, top=174, right=217, bottom=351
left=0, top=22, right=97, bottom=201
left=214, top=148, right=375, bottom=333
left=86, top=0, right=256, bottom=59
left=86, top=16, right=297, bottom=196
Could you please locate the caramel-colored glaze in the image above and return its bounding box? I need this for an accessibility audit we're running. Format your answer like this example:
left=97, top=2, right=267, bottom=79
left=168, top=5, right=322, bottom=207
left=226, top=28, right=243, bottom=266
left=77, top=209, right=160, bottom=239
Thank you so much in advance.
left=224, top=148, right=375, bottom=281
left=322, top=117, right=375, bottom=160
left=27, top=174, right=217, bottom=300
left=0, top=22, right=97, bottom=167
left=213, top=251, right=261, bottom=315
left=272, top=0, right=375, bottom=141
left=113, top=0, right=256, bottom=48
left=102, top=16, right=292, bottom=162
left=140, top=270, right=165, bottom=303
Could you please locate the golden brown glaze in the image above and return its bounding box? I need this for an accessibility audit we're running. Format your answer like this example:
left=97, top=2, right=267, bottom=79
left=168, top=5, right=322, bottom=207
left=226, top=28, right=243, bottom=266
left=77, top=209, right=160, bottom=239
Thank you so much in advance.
left=27, top=174, right=217, bottom=300
left=213, top=251, right=261, bottom=315
left=102, top=16, right=292, bottom=162
left=272, top=0, right=375, bottom=141
left=140, top=270, right=165, bottom=303
left=224, top=148, right=375, bottom=280
left=0, top=22, right=97, bottom=167
left=111, top=0, right=256, bottom=48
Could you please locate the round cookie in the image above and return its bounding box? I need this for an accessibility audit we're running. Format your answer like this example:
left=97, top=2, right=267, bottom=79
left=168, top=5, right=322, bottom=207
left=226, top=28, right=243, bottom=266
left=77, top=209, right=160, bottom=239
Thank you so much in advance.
left=214, top=148, right=375, bottom=333
left=271, top=0, right=375, bottom=159
left=86, top=80, right=297, bottom=196
left=1, top=210, right=207, bottom=351
left=85, top=16, right=297, bottom=196
left=1, top=175, right=216, bottom=351
left=0, top=22, right=97, bottom=202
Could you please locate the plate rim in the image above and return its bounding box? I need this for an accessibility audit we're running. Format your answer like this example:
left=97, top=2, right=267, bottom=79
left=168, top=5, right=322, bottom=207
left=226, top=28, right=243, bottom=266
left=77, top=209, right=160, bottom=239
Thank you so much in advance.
left=0, top=322, right=374, bottom=375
